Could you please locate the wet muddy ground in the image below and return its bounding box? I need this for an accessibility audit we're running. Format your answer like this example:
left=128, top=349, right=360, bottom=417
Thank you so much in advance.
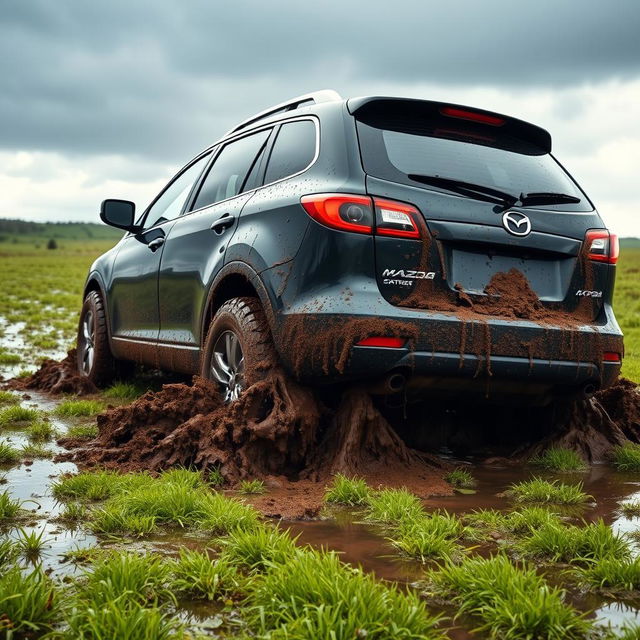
left=3, top=379, right=640, bottom=638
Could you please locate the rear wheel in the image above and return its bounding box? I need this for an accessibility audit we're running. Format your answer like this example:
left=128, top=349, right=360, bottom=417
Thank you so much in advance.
left=76, top=290, right=118, bottom=386
left=201, top=297, right=275, bottom=402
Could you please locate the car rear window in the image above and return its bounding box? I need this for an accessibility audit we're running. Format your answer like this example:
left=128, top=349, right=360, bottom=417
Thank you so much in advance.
left=356, top=112, right=590, bottom=211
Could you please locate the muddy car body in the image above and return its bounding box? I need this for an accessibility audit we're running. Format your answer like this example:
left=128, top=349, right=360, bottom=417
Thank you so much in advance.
left=79, top=90, right=623, bottom=404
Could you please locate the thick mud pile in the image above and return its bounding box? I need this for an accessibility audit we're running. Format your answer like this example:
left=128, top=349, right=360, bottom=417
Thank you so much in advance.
left=57, top=370, right=450, bottom=514
left=535, top=378, right=640, bottom=462
left=7, top=349, right=98, bottom=395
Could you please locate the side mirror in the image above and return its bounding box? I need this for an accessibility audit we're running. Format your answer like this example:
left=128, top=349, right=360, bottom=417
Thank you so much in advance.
left=100, top=199, right=138, bottom=232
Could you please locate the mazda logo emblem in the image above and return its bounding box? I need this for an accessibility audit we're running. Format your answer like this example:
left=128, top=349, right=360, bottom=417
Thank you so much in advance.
left=502, top=211, right=532, bottom=237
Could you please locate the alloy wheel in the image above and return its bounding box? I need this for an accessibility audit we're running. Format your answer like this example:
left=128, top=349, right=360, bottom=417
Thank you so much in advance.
left=210, top=330, right=245, bottom=402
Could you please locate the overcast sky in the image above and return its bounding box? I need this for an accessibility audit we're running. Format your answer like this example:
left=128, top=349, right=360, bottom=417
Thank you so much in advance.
left=1, top=0, right=639, bottom=235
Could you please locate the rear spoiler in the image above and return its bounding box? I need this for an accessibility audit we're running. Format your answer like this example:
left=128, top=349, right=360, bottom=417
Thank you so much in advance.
left=347, top=96, right=552, bottom=153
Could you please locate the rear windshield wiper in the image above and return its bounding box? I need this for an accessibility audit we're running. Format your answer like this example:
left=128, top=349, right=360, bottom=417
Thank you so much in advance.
left=407, top=175, right=581, bottom=209
left=519, top=192, right=581, bottom=207
left=407, top=174, right=519, bottom=208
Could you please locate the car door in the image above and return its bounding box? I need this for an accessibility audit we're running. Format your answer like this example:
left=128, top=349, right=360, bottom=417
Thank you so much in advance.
left=156, top=127, right=272, bottom=371
left=108, top=152, right=210, bottom=364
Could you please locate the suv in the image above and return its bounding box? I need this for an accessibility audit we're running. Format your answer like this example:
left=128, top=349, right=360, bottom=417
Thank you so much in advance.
left=78, top=90, right=623, bottom=404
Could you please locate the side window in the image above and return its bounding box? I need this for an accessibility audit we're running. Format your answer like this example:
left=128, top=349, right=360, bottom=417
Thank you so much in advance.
left=263, top=120, right=316, bottom=185
left=142, top=153, right=210, bottom=230
left=192, top=129, right=271, bottom=211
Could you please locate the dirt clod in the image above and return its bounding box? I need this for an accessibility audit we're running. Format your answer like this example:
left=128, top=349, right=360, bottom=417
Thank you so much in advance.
left=8, top=349, right=98, bottom=395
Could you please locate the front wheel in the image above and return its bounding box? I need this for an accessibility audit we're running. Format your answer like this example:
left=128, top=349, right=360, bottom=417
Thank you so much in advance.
left=201, top=297, right=275, bottom=402
left=76, top=291, right=118, bottom=386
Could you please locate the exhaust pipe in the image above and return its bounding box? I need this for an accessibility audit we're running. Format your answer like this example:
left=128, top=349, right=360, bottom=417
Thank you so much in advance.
left=368, top=372, right=407, bottom=395
left=581, top=381, right=600, bottom=398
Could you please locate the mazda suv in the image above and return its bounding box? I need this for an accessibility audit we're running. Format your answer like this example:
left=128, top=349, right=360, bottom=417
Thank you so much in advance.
left=77, top=90, right=624, bottom=404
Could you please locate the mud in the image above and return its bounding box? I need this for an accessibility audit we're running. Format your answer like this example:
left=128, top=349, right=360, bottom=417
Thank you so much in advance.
left=405, top=267, right=591, bottom=327
left=55, top=370, right=451, bottom=516
left=6, top=349, right=98, bottom=395
left=528, top=378, right=640, bottom=462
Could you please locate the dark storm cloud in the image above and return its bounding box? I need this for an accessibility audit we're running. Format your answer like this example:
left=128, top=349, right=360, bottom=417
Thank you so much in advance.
left=1, top=0, right=639, bottom=160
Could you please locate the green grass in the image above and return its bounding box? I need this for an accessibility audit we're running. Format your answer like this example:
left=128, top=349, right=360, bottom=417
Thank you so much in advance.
left=324, top=473, right=371, bottom=505
left=0, top=405, right=40, bottom=427
left=0, top=538, right=19, bottom=565
left=612, top=443, right=640, bottom=471
left=21, top=442, right=54, bottom=459
left=364, top=488, right=425, bottom=524
left=428, top=554, right=591, bottom=640
left=0, top=567, right=59, bottom=635
left=0, top=441, right=20, bottom=464
left=615, top=247, right=640, bottom=382
left=26, top=420, right=57, bottom=441
left=620, top=501, right=640, bottom=518
left=54, top=399, right=104, bottom=417
left=389, top=512, right=467, bottom=562
left=65, top=423, right=98, bottom=439
left=0, top=230, right=119, bottom=359
left=79, top=551, right=174, bottom=606
left=577, top=556, right=640, bottom=593
left=239, top=479, right=266, bottom=495
left=52, top=470, right=153, bottom=501
left=103, top=381, right=145, bottom=401
left=218, top=525, right=299, bottom=572
left=65, top=598, right=182, bottom=640
left=60, top=501, right=87, bottom=522
left=64, top=551, right=181, bottom=640
left=0, top=350, right=21, bottom=365
left=444, top=468, right=477, bottom=488
left=0, top=489, right=22, bottom=519
left=169, top=548, right=239, bottom=601
left=529, top=447, right=587, bottom=472
left=248, top=548, right=443, bottom=639
left=0, top=391, right=19, bottom=406
left=507, top=477, right=592, bottom=505
left=518, top=519, right=630, bottom=563
left=15, top=527, right=50, bottom=559
left=54, top=469, right=259, bottom=536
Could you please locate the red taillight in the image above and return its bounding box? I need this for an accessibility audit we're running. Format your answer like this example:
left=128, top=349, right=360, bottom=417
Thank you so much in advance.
left=585, top=229, right=619, bottom=264
left=374, top=198, right=421, bottom=239
left=301, top=194, right=374, bottom=235
left=301, top=194, right=421, bottom=239
left=603, top=352, right=621, bottom=362
left=356, top=336, right=406, bottom=348
left=440, top=106, right=505, bottom=127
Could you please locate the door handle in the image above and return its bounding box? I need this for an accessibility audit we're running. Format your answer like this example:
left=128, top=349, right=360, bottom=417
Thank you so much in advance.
left=147, top=237, right=165, bottom=252
left=211, top=213, right=236, bottom=233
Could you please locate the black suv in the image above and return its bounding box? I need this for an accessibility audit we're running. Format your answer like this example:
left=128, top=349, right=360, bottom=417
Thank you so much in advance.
left=78, top=90, right=623, bottom=404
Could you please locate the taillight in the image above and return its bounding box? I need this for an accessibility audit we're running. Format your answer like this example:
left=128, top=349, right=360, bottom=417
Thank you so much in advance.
left=301, top=194, right=421, bottom=239
left=356, top=336, right=406, bottom=348
left=374, top=198, right=421, bottom=239
left=585, top=229, right=619, bottom=264
left=603, top=352, right=621, bottom=363
left=301, top=194, right=373, bottom=235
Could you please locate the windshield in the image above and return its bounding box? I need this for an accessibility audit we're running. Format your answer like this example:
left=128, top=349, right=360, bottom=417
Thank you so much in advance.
left=356, top=120, right=591, bottom=212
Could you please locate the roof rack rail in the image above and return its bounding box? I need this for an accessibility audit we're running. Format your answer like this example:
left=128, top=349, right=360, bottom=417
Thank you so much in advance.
left=224, top=90, right=342, bottom=137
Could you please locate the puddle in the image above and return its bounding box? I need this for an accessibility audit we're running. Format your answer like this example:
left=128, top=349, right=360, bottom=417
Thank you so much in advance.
left=0, top=314, right=69, bottom=377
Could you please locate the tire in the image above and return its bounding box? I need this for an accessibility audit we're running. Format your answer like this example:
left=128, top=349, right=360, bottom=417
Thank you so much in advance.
left=76, top=290, right=118, bottom=386
left=201, top=297, right=275, bottom=402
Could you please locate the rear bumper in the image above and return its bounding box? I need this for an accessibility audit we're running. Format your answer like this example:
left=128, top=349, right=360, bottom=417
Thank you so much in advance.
left=275, top=288, right=623, bottom=395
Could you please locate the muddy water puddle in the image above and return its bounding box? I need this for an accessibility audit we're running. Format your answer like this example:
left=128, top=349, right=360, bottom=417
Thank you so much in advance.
left=3, top=387, right=640, bottom=636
